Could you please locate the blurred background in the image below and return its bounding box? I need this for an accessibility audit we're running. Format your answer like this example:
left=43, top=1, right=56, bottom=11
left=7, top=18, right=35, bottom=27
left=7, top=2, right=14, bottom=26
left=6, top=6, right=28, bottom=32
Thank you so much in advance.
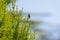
left=15, top=0, right=60, bottom=40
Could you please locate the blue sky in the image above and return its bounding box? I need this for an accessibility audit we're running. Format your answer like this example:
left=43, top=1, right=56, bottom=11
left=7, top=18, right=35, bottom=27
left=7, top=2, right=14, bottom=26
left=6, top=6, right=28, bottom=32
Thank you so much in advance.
left=16, top=0, right=60, bottom=13
left=16, top=0, right=60, bottom=24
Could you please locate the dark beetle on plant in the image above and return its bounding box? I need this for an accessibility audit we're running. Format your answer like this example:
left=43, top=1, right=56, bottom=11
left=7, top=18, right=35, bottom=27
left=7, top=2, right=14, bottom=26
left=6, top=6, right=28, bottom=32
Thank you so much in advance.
left=28, top=14, right=30, bottom=19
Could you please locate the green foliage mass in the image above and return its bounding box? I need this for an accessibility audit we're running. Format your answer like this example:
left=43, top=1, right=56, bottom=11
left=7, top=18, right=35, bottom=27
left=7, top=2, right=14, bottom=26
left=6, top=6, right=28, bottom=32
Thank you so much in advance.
left=0, top=0, right=35, bottom=40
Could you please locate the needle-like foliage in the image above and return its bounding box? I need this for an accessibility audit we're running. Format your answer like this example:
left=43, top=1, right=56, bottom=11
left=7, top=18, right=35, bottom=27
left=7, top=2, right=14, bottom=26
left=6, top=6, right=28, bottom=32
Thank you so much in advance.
left=0, top=0, right=35, bottom=40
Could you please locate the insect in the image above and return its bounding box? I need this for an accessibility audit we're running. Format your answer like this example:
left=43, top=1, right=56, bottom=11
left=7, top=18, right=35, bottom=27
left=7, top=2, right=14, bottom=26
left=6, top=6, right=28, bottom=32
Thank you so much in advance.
left=28, top=14, right=30, bottom=19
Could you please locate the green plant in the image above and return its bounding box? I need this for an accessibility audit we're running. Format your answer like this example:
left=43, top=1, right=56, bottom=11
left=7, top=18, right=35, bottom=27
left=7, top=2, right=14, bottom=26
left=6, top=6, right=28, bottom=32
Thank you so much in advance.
left=0, top=0, right=35, bottom=40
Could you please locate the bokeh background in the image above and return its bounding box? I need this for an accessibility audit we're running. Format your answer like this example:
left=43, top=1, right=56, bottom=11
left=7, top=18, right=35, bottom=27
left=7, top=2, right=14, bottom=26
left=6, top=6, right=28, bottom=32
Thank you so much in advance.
left=15, top=0, right=60, bottom=40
